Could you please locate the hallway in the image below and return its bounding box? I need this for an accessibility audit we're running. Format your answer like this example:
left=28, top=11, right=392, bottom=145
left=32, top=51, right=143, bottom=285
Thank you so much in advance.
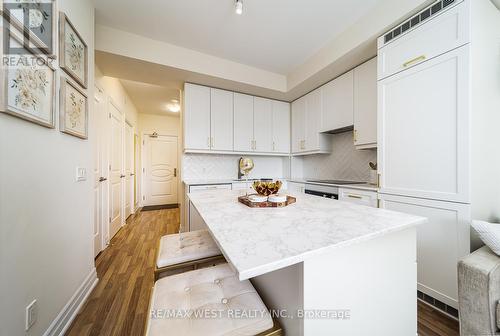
left=65, top=209, right=179, bottom=336
left=66, top=207, right=458, bottom=336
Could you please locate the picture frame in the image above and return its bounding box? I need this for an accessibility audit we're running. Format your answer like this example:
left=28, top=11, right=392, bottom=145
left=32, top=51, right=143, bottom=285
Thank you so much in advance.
left=1, top=0, right=57, bottom=58
left=0, top=29, right=56, bottom=128
left=59, top=12, right=88, bottom=88
left=59, top=76, right=88, bottom=139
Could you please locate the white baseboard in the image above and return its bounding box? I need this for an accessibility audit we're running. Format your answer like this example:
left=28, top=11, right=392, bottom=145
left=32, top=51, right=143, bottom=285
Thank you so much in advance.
left=43, top=268, right=98, bottom=336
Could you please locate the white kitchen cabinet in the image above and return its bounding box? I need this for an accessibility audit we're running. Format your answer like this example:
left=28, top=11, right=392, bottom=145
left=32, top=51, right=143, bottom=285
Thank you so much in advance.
left=287, top=182, right=305, bottom=194
left=188, top=184, right=232, bottom=231
left=353, top=58, right=377, bottom=149
left=379, top=194, right=470, bottom=308
left=320, top=70, right=354, bottom=133
left=377, top=1, right=469, bottom=80
left=253, top=97, right=273, bottom=153
left=378, top=46, right=469, bottom=203
left=339, top=188, right=378, bottom=208
left=291, top=96, right=306, bottom=153
left=210, top=88, right=233, bottom=151
left=184, top=83, right=211, bottom=150
left=304, top=89, right=322, bottom=152
left=233, top=93, right=254, bottom=152
left=291, top=90, right=332, bottom=155
left=272, top=101, right=290, bottom=153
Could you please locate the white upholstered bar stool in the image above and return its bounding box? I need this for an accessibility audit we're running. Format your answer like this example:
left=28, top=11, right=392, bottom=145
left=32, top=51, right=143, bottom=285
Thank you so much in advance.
left=146, top=263, right=282, bottom=336
left=154, top=230, right=226, bottom=280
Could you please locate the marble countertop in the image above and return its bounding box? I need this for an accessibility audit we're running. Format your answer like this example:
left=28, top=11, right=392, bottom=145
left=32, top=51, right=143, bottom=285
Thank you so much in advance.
left=184, top=178, right=378, bottom=192
left=188, top=190, right=426, bottom=280
left=183, top=178, right=287, bottom=186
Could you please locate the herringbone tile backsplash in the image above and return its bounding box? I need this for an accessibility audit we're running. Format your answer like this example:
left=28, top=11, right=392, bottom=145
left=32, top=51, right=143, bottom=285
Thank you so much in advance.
left=300, top=131, right=377, bottom=182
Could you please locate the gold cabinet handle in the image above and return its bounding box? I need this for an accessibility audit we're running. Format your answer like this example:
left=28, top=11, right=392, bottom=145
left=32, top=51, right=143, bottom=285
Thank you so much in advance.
left=403, top=55, right=426, bottom=68
left=377, top=173, right=381, bottom=188
left=174, top=168, right=177, bottom=177
left=348, top=194, right=363, bottom=199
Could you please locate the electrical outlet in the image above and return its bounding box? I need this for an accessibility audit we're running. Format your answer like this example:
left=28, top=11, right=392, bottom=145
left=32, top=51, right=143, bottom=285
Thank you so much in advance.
left=26, top=300, right=37, bottom=331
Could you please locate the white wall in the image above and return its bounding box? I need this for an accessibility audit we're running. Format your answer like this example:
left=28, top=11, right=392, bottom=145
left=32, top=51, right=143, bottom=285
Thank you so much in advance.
left=0, top=1, right=95, bottom=335
left=95, top=67, right=139, bottom=128
left=139, top=113, right=180, bottom=136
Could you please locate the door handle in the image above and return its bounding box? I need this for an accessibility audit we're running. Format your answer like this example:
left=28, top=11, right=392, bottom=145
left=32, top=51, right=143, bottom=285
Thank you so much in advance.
left=174, top=168, right=177, bottom=177
left=120, top=174, right=126, bottom=178
left=99, top=177, right=107, bottom=182
left=130, top=173, right=135, bottom=176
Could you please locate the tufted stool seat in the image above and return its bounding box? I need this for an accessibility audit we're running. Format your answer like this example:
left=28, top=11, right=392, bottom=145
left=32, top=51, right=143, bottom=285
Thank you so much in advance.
left=146, top=263, right=281, bottom=336
left=154, top=230, right=225, bottom=280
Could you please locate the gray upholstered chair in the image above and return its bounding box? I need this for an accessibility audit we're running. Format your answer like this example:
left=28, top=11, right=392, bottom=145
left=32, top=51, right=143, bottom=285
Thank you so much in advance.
left=458, top=246, right=500, bottom=336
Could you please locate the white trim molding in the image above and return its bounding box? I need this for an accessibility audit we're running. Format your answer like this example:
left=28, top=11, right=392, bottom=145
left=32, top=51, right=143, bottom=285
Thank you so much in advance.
left=43, top=268, right=98, bottom=336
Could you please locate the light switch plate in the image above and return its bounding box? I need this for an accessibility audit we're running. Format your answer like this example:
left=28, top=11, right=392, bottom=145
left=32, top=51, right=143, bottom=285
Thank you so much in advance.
left=26, top=300, right=37, bottom=331
left=76, top=167, right=87, bottom=182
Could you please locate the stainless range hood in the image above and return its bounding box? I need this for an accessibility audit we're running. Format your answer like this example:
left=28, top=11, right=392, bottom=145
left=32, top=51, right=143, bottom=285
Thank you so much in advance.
left=322, top=125, right=354, bottom=135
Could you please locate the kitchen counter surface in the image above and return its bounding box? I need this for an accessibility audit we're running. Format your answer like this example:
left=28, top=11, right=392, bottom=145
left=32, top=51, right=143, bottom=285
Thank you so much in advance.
left=183, top=178, right=286, bottom=187
left=188, top=190, right=426, bottom=280
left=288, top=178, right=378, bottom=191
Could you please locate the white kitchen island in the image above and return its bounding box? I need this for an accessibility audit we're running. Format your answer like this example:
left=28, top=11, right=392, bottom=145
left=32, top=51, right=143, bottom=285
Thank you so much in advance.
left=188, top=190, right=426, bottom=336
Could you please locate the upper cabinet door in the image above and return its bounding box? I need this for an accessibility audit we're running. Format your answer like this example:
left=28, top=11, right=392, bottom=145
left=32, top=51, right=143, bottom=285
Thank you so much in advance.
left=291, top=97, right=306, bottom=153
left=233, top=93, right=254, bottom=152
left=210, top=88, right=233, bottom=151
left=320, top=71, right=354, bottom=132
left=272, top=101, right=290, bottom=153
left=184, top=83, right=211, bottom=150
left=305, top=89, right=322, bottom=151
left=377, top=2, right=469, bottom=80
left=354, top=58, right=377, bottom=149
left=253, top=97, right=273, bottom=153
left=378, top=46, right=470, bottom=203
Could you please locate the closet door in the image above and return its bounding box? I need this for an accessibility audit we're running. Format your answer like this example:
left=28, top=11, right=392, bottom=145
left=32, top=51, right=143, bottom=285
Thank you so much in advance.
left=109, top=101, right=123, bottom=239
left=210, top=88, right=233, bottom=151
left=234, top=93, right=254, bottom=152
left=378, top=46, right=470, bottom=203
left=253, top=97, right=273, bottom=152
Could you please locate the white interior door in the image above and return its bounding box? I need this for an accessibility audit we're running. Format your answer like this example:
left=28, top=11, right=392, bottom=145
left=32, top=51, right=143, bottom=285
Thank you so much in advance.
left=109, top=101, right=123, bottom=239
left=124, top=122, right=133, bottom=218
left=93, top=86, right=108, bottom=257
left=143, top=135, right=178, bottom=206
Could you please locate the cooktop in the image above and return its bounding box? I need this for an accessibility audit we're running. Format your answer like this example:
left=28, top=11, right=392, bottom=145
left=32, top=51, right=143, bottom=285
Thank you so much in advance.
left=306, top=180, right=366, bottom=185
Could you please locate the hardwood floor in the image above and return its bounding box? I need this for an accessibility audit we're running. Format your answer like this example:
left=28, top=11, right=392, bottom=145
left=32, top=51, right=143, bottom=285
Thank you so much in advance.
left=66, top=208, right=459, bottom=336
left=65, top=208, right=179, bottom=336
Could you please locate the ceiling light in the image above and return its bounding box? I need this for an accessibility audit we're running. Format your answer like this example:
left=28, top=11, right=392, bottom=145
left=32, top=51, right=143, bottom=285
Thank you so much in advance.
left=235, top=0, right=243, bottom=15
left=166, top=101, right=180, bottom=113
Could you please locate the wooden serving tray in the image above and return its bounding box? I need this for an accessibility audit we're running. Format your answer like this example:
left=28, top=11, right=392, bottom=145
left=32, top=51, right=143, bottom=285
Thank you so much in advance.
left=238, top=195, right=296, bottom=208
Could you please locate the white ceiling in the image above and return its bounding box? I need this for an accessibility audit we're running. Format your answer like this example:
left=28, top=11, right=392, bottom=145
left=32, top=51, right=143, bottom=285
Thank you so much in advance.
left=119, top=79, right=181, bottom=117
left=95, top=0, right=382, bottom=75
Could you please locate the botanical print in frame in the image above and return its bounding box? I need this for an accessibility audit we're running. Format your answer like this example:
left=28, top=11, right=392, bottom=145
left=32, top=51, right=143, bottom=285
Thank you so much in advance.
left=59, top=12, right=88, bottom=88
left=60, top=77, right=88, bottom=139
left=1, top=32, right=56, bottom=128
left=3, top=0, right=57, bottom=58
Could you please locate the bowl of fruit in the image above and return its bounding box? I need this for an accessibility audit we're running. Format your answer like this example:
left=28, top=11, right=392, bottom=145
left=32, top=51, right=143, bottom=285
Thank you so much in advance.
left=252, top=180, right=283, bottom=196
